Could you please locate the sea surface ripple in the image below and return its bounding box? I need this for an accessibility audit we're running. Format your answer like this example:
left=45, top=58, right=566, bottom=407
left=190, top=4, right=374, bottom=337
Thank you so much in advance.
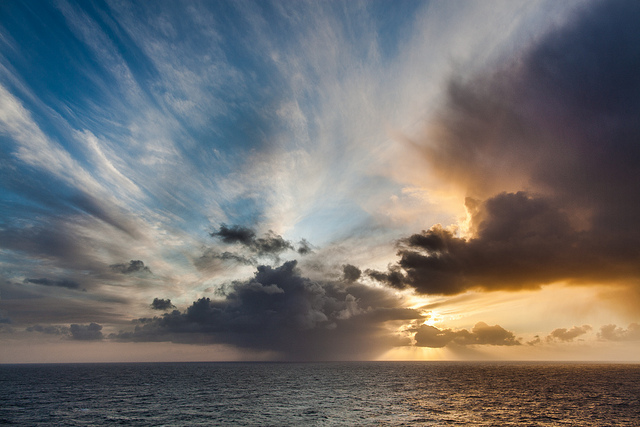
left=1, top=362, right=639, bottom=426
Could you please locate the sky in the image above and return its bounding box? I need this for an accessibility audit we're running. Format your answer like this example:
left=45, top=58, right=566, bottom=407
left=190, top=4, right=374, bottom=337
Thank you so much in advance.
left=1, top=0, right=639, bottom=363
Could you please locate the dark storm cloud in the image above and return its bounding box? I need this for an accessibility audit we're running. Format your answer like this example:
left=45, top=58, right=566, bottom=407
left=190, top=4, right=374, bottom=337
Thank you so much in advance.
left=115, top=261, right=422, bottom=360
left=371, top=192, right=620, bottom=294
left=151, top=298, right=175, bottom=311
left=109, top=260, right=152, bottom=274
left=414, top=322, right=520, bottom=348
left=546, top=325, right=592, bottom=342
left=598, top=323, right=640, bottom=341
left=210, top=224, right=294, bottom=257
left=69, top=323, right=103, bottom=340
left=342, top=264, right=361, bottom=282
left=211, top=224, right=256, bottom=245
left=387, top=0, right=640, bottom=295
left=25, top=278, right=81, bottom=290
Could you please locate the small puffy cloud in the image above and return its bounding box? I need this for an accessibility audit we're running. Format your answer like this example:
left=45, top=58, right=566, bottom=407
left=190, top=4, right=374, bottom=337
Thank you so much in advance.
left=69, top=323, right=103, bottom=340
left=467, top=322, right=521, bottom=346
left=527, top=335, right=542, bottom=346
left=598, top=323, right=640, bottom=342
left=253, top=231, right=294, bottom=255
left=414, top=322, right=520, bottom=348
left=210, top=224, right=294, bottom=258
left=210, top=224, right=255, bottom=245
left=151, top=298, right=176, bottom=311
left=109, top=260, right=151, bottom=274
left=342, top=264, right=361, bottom=282
left=413, top=325, right=453, bottom=348
left=297, top=238, right=313, bottom=255
left=25, top=278, right=81, bottom=290
left=547, top=325, right=592, bottom=342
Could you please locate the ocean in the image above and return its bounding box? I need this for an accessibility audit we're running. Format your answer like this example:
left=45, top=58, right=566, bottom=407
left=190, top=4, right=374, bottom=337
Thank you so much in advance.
left=1, top=362, right=638, bottom=426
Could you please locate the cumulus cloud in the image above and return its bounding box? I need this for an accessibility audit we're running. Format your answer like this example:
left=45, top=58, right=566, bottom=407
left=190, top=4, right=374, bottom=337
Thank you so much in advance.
left=69, top=323, right=103, bottom=340
left=379, top=1, right=640, bottom=296
left=210, top=224, right=256, bottom=245
left=526, top=335, right=542, bottom=346
left=297, top=238, right=314, bottom=255
left=109, top=260, right=152, bottom=274
left=342, top=264, right=361, bottom=282
left=598, top=323, right=640, bottom=341
left=370, top=193, right=608, bottom=294
left=115, top=261, right=422, bottom=360
left=151, top=298, right=175, bottom=311
left=546, top=325, right=592, bottom=342
left=210, top=224, right=294, bottom=259
left=414, top=322, right=520, bottom=348
left=254, top=231, right=294, bottom=254
left=25, top=278, right=81, bottom=290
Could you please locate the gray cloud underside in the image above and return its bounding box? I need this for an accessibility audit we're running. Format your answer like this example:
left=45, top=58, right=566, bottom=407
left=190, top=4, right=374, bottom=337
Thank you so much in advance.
left=115, top=261, right=422, bottom=360
left=373, top=0, right=640, bottom=296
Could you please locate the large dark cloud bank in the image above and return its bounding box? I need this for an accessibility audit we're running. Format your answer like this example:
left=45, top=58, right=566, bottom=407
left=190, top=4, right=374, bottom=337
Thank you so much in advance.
left=370, top=0, right=640, bottom=296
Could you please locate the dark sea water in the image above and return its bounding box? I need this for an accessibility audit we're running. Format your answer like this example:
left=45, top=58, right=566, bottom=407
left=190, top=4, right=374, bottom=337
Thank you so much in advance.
left=1, top=362, right=639, bottom=426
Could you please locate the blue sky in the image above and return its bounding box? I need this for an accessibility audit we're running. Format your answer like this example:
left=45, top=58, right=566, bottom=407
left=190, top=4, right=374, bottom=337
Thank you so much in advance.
left=2, top=0, right=640, bottom=362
